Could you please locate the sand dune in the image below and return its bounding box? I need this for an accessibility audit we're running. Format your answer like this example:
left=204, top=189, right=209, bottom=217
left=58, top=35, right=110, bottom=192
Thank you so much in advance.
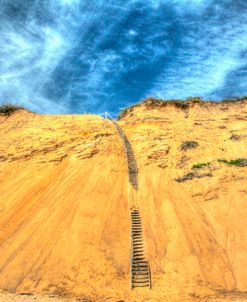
left=0, top=100, right=247, bottom=301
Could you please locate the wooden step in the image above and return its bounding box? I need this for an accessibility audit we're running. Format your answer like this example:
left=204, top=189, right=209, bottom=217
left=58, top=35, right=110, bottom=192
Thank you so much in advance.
left=132, top=277, right=150, bottom=281
left=132, top=271, right=149, bottom=276
left=133, top=253, right=144, bottom=257
left=131, top=267, right=149, bottom=272
left=132, top=263, right=149, bottom=267
left=132, top=260, right=148, bottom=264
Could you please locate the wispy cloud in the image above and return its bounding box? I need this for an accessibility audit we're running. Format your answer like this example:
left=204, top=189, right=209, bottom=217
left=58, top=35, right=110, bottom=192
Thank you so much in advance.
left=0, top=1, right=246, bottom=114
left=148, top=1, right=247, bottom=99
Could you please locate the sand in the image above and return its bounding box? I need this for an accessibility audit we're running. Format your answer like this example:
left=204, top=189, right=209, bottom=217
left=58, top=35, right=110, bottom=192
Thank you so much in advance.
left=0, top=100, right=247, bottom=301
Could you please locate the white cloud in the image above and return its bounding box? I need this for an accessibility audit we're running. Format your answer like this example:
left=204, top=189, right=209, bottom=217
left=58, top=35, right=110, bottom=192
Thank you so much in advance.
left=60, top=0, right=80, bottom=4
left=128, top=29, right=138, bottom=36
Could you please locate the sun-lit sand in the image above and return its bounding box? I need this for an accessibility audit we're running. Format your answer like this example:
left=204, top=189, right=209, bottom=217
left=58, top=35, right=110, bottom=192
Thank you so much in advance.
left=0, top=99, right=247, bottom=301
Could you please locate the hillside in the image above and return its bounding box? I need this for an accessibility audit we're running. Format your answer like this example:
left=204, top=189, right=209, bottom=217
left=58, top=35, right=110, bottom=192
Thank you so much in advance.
left=0, top=99, right=247, bottom=302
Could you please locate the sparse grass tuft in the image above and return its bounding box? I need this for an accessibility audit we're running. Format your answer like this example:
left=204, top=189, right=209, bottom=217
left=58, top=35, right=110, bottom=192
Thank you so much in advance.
left=181, top=140, right=199, bottom=151
left=174, top=101, right=189, bottom=109
left=175, top=172, right=212, bottom=182
left=186, top=96, right=203, bottom=103
left=192, top=162, right=211, bottom=169
left=221, top=96, right=247, bottom=103
left=0, top=103, right=24, bottom=116
left=230, top=134, right=241, bottom=141
left=118, top=108, right=129, bottom=120
left=218, top=158, right=247, bottom=167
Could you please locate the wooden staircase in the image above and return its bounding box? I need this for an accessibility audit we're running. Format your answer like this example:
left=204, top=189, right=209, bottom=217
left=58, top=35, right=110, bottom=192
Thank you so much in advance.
left=131, top=209, right=151, bottom=289
left=109, top=119, right=151, bottom=289
left=111, top=121, right=138, bottom=190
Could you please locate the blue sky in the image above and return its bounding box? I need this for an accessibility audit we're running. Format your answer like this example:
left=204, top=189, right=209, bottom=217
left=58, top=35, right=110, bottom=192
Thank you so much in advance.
left=0, top=0, right=247, bottom=115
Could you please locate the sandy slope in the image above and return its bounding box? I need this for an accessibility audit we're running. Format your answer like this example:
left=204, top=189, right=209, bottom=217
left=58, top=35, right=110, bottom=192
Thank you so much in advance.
left=0, top=100, right=247, bottom=301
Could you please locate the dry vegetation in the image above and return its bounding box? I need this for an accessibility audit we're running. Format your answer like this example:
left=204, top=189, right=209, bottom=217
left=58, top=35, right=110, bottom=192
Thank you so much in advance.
left=118, top=96, right=247, bottom=120
left=0, top=103, right=24, bottom=116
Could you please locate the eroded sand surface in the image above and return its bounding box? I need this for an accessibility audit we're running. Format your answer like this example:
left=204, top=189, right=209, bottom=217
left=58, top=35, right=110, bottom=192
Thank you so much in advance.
left=0, top=292, right=78, bottom=302
left=0, top=100, right=247, bottom=301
